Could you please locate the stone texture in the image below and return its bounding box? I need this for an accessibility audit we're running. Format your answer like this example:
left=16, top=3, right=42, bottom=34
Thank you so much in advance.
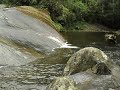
left=64, top=47, right=111, bottom=75
left=47, top=76, right=78, bottom=90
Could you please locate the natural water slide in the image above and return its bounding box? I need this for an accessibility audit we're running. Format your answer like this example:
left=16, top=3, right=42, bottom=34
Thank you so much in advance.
left=0, top=6, right=76, bottom=66
left=0, top=7, right=66, bottom=53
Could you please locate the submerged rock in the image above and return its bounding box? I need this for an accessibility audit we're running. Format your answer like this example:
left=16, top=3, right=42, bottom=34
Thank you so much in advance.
left=64, top=47, right=111, bottom=75
left=47, top=76, right=78, bottom=90
left=105, top=33, right=117, bottom=45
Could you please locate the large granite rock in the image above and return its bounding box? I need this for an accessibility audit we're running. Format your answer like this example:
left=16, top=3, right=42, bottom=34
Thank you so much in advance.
left=0, top=7, right=65, bottom=54
left=64, top=47, right=111, bottom=75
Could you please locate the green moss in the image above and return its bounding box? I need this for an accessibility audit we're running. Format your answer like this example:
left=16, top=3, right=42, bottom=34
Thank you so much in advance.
left=54, top=22, right=63, bottom=31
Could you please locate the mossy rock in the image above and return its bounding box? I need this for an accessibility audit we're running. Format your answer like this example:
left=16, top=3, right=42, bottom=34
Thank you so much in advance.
left=47, top=76, right=79, bottom=90
left=64, top=47, right=111, bottom=75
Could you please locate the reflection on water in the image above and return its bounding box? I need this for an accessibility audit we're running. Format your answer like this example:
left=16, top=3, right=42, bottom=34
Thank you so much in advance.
left=61, top=32, right=106, bottom=47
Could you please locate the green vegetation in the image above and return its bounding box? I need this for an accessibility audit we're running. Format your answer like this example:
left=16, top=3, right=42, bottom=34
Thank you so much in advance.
left=1, top=0, right=120, bottom=31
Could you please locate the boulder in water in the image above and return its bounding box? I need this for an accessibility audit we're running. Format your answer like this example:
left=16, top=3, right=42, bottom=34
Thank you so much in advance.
left=64, top=47, right=111, bottom=75
left=105, top=33, right=117, bottom=45
left=47, top=76, right=78, bottom=90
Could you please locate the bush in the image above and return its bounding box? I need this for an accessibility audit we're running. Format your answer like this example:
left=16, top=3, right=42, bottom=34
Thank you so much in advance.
left=1, top=0, right=120, bottom=30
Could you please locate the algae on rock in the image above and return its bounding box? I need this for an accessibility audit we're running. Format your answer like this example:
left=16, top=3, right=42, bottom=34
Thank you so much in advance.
left=47, top=76, right=79, bottom=90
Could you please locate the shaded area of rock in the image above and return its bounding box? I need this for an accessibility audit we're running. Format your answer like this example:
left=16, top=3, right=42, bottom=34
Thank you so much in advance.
left=64, top=47, right=111, bottom=75
left=31, top=48, right=73, bottom=64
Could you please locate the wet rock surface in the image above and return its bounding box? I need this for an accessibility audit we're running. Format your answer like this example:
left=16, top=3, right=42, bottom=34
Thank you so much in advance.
left=0, top=7, right=65, bottom=53
left=0, top=42, right=35, bottom=66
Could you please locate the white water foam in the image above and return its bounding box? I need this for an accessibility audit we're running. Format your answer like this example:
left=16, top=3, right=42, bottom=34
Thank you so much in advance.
left=48, top=36, right=78, bottom=50
left=60, top=42, right=78, bottom=48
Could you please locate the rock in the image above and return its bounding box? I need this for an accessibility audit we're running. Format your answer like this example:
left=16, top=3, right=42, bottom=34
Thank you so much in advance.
left=105, top=33, right=117, bottom=45
left=70, top=72, right=118, bottom=90
left=64, top=47, right=111, bottom=75
left=47, top=46, right=120, bottom=90
left=0, top=7, right=65, bottom=54
left=0, top=42, right=35, bottom=66
left=47, top=76, right=78, bottom=90
left=47, top=72, right=120, bottom=90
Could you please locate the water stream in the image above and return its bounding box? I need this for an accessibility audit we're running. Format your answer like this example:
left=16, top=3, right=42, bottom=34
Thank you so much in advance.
left=0, top=32, right=120, bottom=90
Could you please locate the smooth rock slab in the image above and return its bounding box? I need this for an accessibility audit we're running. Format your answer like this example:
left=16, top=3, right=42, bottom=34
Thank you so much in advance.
left=0, top=42, right=35, bottom=66
left=0, top=7, right=65, bottom=53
